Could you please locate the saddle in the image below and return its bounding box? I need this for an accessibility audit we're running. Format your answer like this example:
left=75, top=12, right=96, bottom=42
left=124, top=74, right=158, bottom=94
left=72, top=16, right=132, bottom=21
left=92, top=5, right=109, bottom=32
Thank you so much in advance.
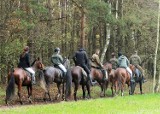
left=53, top=66, right=64, bottom=79
left=76, top=66, right=87, bottom=79
left=91, top=66, right=108, bottom=80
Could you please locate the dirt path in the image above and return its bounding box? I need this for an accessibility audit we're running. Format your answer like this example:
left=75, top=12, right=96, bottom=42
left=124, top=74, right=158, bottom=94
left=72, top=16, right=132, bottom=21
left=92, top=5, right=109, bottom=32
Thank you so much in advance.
left=0, top=80, right=151, bottom=108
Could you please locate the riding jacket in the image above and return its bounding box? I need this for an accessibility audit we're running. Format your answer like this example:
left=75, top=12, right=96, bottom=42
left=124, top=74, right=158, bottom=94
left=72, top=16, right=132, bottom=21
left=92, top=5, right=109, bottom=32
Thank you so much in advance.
left=129, top=54, right=141, bottom=66
left=51, top=52, right=63, bottom=65
left=73, top=48, right=89, bottom=66
left=118, top=55, right=129, bottom=68
left=91, top=53, right=103, bottom=68
left=18, top=52, right=30, bottom=68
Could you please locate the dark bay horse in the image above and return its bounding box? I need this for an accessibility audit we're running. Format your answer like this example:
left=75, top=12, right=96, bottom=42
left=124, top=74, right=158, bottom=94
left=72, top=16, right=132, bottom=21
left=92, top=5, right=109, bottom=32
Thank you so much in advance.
left=90, top=67, right=108, bottom=97
left=5, top=58, right=44, bottom=104
left=114, top=65, right=135, bottom=96
left=130, top=64, right=144, bottom=94
left=39, top=59, right=71, bottom=101
left=70, top=66, right=91, bottom=101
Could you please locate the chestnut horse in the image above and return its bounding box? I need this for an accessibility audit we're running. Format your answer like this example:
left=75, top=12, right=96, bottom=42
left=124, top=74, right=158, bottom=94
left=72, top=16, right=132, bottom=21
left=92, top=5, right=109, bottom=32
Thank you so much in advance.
left=114, top=64, right=135, bottom=96
left=103, top=62, right=118, bottom=97
left=5, top=58, right=44, bottom=104
left=90, top=67, right=108, bottom=97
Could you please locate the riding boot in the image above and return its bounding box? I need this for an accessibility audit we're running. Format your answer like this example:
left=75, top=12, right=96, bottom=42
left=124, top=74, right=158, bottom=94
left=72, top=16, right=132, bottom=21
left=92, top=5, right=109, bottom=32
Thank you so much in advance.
left=130, top=76, right=135, bottom=83
left=32, top=74, right=36, bottom=85
left=142, top=76, right=147, bottom=83
left=102, top=69, right=107, bottom=81
left=88, top=74, right=96, bottom=86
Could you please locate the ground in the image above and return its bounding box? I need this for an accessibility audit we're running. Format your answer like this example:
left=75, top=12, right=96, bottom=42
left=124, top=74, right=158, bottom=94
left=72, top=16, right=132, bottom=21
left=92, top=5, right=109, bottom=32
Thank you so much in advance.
left=0, top=78, right=153, bottom=107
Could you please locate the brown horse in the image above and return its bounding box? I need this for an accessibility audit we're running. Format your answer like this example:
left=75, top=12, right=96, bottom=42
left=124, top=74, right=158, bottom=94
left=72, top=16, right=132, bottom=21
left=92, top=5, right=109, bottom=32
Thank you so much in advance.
left=103, top=62, right=118, bottom=97
left=69, top=66, right=91, bottom=101
left=5, top=58, right=44, bottom=105
left=90, top=67, right=108, bottom=97
left=114, top=65, right=135, bottom=96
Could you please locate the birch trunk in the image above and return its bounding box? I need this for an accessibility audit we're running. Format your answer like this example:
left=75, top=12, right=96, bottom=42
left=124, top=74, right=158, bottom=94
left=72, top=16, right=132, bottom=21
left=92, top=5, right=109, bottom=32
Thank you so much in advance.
left=153, top=0, right=160, bottom=93
left=100, top=1, right=111, bottom=63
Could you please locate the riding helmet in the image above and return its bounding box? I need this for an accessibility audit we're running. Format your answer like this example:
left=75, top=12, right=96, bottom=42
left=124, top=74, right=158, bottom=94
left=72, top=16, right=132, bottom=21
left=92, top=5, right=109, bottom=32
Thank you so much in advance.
left=54, top=47, right=60, bottom=52
left=118, top=52, right=122, bottom=57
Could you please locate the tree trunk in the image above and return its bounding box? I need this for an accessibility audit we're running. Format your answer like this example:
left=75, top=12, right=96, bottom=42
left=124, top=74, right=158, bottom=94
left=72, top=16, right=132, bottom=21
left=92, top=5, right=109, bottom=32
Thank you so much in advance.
left=153, top=0, right=160, bottom=93
left=80, top=11, right=85, bottom=48
left=100, top=1, right=111, bottom=63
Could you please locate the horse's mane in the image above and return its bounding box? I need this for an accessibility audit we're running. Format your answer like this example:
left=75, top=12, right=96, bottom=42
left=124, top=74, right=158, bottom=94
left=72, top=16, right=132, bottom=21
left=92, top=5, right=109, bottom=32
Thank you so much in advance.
left=31, top=59, right=36, bottom=66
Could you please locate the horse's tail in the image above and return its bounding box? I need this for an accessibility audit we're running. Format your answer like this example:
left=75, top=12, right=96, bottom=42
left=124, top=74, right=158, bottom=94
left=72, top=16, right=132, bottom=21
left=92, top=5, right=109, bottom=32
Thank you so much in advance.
left=65, top=69, right=72, bottom=100
left=5, top=70, right=15, bottom=104
left=39, top=70, right=47, bottom=92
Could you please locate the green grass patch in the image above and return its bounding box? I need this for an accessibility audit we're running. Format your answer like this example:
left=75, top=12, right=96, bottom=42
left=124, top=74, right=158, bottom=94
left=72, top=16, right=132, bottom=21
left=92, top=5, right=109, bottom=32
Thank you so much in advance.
left=1, top=93, right=160, bottom=114
left=0, top=86, right=5, bottom=105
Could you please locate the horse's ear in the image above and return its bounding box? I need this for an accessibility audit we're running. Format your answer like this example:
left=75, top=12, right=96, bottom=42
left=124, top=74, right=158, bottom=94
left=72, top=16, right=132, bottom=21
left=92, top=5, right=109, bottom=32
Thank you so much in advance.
left=37, top=57, right=40, bottom=61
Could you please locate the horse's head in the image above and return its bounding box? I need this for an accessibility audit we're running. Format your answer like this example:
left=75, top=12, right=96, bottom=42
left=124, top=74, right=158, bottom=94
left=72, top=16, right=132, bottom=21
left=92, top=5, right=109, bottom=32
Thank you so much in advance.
left=32, top=57, right=44, bottom=70
left=103, top=62, right=112, bottom=74
left=63, top=58, right=70, bottom=70
left=129, top=64, right=136, bottom=72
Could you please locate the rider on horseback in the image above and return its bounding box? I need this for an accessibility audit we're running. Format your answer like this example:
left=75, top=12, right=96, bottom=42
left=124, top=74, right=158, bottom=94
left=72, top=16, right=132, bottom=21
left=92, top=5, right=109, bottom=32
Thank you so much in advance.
left=109, top=52, right=118, bottom=70
left=91, top=49, right=107, bottom=80
left=51, top=47, right=67, bottom=78
left=118, top=52, right=134, bottom=82
left=73, top=46, right=94, bottom=86
left=18, top=46, right=36, bottom=84
left=129, top=51, right=146, bottom=82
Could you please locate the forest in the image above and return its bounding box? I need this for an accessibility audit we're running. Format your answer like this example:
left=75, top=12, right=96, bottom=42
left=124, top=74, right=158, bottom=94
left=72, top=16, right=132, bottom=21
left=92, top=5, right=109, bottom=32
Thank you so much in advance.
left=0, top=0, right=159, bottom=91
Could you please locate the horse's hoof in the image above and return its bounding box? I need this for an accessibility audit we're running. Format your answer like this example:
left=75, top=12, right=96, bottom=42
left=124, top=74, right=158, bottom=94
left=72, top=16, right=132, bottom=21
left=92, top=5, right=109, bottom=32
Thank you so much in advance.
left=20, top=101, right=23, bottom=105
left=43, top=98, right=46, bottom=101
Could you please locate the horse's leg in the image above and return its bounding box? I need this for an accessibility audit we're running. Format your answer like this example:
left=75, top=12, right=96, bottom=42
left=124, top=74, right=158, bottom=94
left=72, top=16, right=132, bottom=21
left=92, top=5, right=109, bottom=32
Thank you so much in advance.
left=18, top=82, right=23, bottom=105
left=82, top=83, right=86, bottom=99
left=103, top=81, right=106, bottom=97
left=29, top=85, right=33, bottom=103
left=74, top=82, right=78, bottom=101
left=56, top=83, right=61, bottom=100
left=43, top=83, right=51, bottom=101
left=86, top=81, right=91, bottom=99
left=99, top=82, right=103, bottom=97
left=111, top=83, right=114, bottom=97
left=105, top=80, right=109, bottom=96
left=139, top=81, right=143, bottom=94
left=62, top=79, right=65, bottom=100
left=121, top=82, right=125, bottom=96
left=27, top=86, right=31, bottom=103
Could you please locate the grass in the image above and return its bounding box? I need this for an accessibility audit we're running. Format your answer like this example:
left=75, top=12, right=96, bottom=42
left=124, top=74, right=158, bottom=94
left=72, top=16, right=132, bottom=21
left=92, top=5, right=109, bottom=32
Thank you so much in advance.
left=1, top=93, right=160, bottom=114
left=0, top=86, right=5, bottom=105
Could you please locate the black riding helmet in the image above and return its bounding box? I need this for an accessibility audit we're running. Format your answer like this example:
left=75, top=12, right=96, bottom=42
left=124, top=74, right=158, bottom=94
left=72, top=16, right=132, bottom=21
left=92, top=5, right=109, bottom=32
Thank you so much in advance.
left=118, top=52, right=122, bottom=57
left=54, top=47, right=60, bottom=52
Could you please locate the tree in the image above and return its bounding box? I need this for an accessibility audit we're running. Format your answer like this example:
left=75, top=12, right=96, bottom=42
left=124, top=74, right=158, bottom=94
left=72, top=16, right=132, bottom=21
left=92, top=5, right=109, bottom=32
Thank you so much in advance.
left=153, top=0, right=160, bottom=93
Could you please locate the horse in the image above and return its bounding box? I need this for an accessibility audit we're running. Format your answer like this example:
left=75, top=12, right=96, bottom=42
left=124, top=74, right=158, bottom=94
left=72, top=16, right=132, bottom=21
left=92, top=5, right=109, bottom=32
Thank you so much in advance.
left=5, top=58, right=44, bottom=105
left=90, top=67, right=108, bottom=97
left=114, top=64, right=135, bottom=96
left=39, top=59, right=71, bottom=101
left=129, top=64, right=144, bottom=94
left=103, top=62, right=118, bottom=97
left=68, top=66, right=91, bottom=101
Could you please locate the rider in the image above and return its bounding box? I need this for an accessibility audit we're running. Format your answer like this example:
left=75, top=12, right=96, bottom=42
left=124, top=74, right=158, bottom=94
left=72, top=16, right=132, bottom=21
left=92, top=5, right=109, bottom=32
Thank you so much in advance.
left=91, top=49, right=106, bottom=80
left=51, top=47, right=67, bottom=78
left=129, top=50, right=145, bottom=82
left=118, top=52, right=134, bottom=82
left=18, top=46, right=36, bottom=84
left=109, top=52, right=118, bottom=70
left=73, top=46, right=94, bottom=86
